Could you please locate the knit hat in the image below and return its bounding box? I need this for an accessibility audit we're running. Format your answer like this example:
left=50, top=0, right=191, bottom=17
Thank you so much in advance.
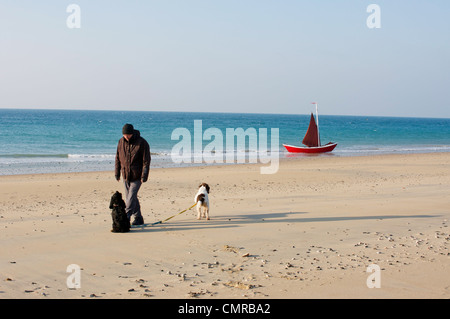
left=122, top=124, right=134, bottom=135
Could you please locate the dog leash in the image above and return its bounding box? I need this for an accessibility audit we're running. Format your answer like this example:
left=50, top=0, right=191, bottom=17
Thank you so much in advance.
left=150, top=203, right=197, bottom=226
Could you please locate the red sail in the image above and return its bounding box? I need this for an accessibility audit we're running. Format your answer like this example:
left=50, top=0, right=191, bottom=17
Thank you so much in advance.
left=302, top=113, right=320, bottom=147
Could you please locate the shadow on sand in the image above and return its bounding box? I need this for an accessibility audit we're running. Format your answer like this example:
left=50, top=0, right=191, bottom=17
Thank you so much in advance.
left=131, top=211, right=438, bottom=233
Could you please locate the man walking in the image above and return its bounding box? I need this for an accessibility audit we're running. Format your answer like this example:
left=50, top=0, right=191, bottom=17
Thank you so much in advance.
left=115, top=123, right=151, bottom=225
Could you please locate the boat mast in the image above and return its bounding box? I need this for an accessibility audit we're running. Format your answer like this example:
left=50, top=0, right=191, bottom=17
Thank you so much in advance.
left=312, top=102, right=321, bottom=146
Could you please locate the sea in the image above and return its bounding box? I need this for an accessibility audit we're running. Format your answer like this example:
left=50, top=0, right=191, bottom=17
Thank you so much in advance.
left=1, top=109, right=449, bottom=176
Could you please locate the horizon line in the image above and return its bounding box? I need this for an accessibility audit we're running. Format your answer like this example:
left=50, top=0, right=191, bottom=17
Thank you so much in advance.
left=0, top=107, right=449, bottom=120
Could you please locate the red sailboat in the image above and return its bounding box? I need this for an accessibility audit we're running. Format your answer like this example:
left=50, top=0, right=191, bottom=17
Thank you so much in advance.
left=283, top=102, right=337, bottom=154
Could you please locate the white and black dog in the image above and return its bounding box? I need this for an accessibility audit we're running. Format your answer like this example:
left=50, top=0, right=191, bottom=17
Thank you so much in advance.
left=194, top=183, right=210, bottom=220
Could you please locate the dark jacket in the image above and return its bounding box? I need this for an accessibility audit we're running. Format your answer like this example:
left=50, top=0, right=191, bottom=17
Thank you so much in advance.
left=115, top=130, right=151, bottom=182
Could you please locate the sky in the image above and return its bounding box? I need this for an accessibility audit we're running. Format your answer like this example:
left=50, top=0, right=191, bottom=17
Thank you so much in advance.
left=0, top=1, right=449, bottom=118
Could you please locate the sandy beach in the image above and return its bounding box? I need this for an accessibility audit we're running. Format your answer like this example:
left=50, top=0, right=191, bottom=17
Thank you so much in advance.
left=1, top=153, right=449, bottom=299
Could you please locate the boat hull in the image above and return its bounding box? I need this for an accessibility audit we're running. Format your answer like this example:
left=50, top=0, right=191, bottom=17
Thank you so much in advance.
left=283, top=142, right=337, bottom=154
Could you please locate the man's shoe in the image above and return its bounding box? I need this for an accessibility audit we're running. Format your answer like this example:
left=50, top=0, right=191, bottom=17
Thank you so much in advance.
left=132, top=216, right=144, bottom=226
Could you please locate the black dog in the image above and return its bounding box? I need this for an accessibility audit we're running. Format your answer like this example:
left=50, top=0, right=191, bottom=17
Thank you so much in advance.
left=109, top=191, right=130, bottom=233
